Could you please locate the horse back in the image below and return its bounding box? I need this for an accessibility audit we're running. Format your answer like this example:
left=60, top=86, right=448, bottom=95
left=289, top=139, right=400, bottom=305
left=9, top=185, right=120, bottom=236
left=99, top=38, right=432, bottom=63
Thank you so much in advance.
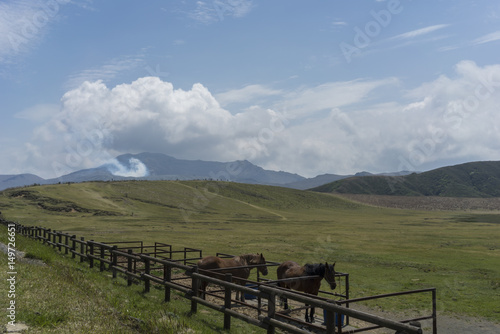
left=197, top=256, right=223, bottom=270
left=197, top=256, right=249, bottom=280
left=277, top=261, right=302, bottom=278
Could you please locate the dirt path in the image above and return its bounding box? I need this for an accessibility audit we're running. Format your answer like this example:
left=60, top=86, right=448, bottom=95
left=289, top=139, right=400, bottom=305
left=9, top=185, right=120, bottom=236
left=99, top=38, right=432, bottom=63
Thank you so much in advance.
left=350, top=304, right=500, bottom=334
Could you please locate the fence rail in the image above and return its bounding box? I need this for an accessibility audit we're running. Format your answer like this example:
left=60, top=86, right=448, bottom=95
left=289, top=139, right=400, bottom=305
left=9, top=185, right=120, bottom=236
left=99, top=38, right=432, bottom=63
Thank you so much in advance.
left=2, top=219, right=432, bottom=334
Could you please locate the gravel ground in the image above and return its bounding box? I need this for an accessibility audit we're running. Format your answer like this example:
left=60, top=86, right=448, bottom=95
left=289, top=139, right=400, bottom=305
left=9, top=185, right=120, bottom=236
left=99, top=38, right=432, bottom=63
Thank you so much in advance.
left=350, top=304, right=500, bottom=334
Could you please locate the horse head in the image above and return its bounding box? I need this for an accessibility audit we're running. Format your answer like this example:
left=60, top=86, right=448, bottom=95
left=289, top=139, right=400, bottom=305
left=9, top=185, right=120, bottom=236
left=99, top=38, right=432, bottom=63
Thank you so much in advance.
left=324, top=262, right=337, bottom=290
left=246, top=253, right=268, bottom=275
left=238, top=253, right=268, bottom=276
left=257, top=253, right=268, bottom=275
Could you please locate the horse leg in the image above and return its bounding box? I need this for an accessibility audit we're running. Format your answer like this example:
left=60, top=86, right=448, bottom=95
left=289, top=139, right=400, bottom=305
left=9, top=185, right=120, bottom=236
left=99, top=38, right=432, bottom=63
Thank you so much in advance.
left=305, top=304, right=310, bottom=323
left=310, top=305, right=315, bottom=323
left=282, top=296, right=289, bottom=310
left=240, top=290, right=246, bottom=302
left=200, top=281, right=207, bottom=300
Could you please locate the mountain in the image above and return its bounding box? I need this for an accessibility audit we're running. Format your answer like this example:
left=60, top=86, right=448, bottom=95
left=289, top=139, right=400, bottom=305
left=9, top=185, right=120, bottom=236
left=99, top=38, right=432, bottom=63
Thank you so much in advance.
left=0, top=174, right=47, bottom=190
left=282, top=171, right=413, bottom=190
left=284, top=174, right=351, bottom=190
left=312, top=161, right=500, bottom=197
left=0, top=153, right=305, bottom=191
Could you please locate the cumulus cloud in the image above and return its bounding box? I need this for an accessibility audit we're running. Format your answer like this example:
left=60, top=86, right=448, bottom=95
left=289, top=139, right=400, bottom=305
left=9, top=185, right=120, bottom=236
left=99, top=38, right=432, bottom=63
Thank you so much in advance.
left=18, top=61, right=500, bottom=178
left=25, top=77, right=279, bottom=177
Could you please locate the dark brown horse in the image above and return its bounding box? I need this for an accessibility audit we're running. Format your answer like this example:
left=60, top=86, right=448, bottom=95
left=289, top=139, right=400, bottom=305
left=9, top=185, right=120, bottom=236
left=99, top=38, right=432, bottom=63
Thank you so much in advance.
left=277, top=261, right=337, bottom=323
left=197, top=253, right=268, bottom=301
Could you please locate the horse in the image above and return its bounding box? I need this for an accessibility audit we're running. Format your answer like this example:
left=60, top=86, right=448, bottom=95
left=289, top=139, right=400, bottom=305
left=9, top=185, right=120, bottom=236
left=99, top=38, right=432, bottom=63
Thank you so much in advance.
left=277, top=261, right=337, bottom=323
left=197, top=253, right=268, bottom=301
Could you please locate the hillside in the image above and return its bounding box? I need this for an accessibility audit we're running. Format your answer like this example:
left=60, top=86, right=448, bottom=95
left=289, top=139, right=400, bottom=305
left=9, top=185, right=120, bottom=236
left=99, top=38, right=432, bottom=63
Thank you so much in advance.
left=312, top=161, right=500, bottom=197
left=1, top=180, right=500, bottom=329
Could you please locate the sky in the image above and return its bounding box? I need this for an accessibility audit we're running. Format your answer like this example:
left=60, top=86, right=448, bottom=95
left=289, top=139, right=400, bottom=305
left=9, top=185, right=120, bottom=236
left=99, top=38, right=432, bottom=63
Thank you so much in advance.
left=1, top=0, right=500, bottom=179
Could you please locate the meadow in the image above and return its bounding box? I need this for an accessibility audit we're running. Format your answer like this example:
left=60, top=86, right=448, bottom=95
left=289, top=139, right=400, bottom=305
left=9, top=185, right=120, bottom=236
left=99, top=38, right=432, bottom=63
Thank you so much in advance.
left=1, top=180, right=499, bottom=330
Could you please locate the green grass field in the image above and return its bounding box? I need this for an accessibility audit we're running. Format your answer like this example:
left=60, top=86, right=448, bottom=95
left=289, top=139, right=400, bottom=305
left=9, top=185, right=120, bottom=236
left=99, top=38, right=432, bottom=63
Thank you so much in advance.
left=1, top=180, right=499, bottom=331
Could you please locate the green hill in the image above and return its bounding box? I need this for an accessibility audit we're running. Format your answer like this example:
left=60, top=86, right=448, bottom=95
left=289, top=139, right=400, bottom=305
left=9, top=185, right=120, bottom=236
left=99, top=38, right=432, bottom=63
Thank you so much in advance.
left=312, top=161, right=500, bottom=197
left=1, top=179, right=500, bottom=330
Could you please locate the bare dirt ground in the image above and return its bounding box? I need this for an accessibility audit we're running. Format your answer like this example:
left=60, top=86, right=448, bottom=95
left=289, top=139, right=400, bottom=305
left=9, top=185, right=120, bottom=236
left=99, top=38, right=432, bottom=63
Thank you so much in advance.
left=178, top=280, right=500, bottom=334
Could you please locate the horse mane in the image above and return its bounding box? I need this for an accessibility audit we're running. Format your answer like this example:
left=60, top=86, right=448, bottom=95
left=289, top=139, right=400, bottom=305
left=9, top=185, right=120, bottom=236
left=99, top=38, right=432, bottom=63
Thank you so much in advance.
left=304, top=263, right=326, bottom=276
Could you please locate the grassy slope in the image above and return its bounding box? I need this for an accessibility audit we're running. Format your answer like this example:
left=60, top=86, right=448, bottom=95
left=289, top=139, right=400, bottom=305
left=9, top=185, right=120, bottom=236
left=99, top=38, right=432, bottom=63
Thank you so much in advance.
left=0, top=225, right=263, bottom=334
left=313, top=161, right=500, bottom=197
left=1, top=180, right=499, bottom=330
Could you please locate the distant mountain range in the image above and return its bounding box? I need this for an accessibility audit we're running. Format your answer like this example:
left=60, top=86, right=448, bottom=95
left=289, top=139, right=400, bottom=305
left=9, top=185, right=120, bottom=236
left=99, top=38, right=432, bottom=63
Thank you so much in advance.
left=0, top=152, right=309, bottom=191
left=2, top=153, right=498, bottom=197
left=312, top=161, right=500, bottom=198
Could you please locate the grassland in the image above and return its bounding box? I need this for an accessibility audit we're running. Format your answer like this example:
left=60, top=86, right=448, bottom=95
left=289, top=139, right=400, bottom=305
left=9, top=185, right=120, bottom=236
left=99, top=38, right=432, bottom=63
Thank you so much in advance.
left=0, top=225, right=262, bottom=334
left=1, top=180, right=499, bottom=331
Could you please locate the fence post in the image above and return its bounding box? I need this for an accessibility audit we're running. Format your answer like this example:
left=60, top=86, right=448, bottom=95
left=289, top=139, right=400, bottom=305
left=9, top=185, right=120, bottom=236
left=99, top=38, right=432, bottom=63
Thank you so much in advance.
left=127, top=249, right=133, bottom=286
left=191, top=266, right=199, bottom=314
left=43, top=228, right=47, bottom=244
left=432, top=288, right=437, bottom=334
left=71, top=235, right=76, bottom=259
left=64, top=234, right=69, bottom=255
left=100, top=245, right=105, bottom=272
left=324, top=301, right=336, bottom=334
left=164, top=263, right=171, bottom=302
left=89, top=240, right=94, bottom=268
left=224, top=273, right=232, bottom=330
left=112, top=246, right=118, bottom=279
left=266, top=290, right=276, bottom=334
left=80, top=237, right=85, bottom=263
left=58, top=232, right=62, bottom=252
left=143, top=257, right=151, bottom=293
left=51, top=230, right=56, bottom=249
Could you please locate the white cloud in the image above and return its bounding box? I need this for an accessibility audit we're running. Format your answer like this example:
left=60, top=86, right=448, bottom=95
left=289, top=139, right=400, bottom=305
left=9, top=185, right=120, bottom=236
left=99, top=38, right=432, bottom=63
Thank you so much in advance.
left=14, top=61, right=500, bottom=178
left=281, top=78, right=399, bottom=117
left=65, top=53, right=146, bottom=89
left=472, top=31, right=500, bottom=45
left=391, top=24, right=450, bottom=40
left=0, top=0, right=70, bottom=63
left=215, top=84, right=283, bottom=107
left=189, top=0, right=254, bottom=24
left=14, top=103, right=60, bottom=122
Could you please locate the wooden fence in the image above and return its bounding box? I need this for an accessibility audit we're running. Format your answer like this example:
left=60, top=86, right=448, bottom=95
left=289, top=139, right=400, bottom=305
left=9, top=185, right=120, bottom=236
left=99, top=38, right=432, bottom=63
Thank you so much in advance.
left=3, top=219, right=432, bottom=334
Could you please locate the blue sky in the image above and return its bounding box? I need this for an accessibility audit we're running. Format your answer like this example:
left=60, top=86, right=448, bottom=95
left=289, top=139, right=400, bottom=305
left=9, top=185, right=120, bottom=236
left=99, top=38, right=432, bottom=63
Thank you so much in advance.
left=1, top=0, right=500, bottom=178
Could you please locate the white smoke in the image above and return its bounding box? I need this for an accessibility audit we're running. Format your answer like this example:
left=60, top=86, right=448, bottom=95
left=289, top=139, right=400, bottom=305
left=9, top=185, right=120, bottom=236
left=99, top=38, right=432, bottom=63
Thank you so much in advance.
left=107, top=158, right=149, bottom=177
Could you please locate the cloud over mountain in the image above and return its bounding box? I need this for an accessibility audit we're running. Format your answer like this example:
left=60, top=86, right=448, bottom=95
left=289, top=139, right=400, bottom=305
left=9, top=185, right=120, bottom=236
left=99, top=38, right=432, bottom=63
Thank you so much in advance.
left=14, top=61, right=500, bottom=178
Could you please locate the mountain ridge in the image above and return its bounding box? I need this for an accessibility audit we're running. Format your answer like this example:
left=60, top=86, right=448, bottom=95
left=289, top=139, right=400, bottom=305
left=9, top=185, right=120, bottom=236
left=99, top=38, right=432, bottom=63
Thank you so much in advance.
left=312, top=160, right=500, bottom=198
left=0, top=153, right=306, bottom=191
left=2, top=153, right=499, bottom=197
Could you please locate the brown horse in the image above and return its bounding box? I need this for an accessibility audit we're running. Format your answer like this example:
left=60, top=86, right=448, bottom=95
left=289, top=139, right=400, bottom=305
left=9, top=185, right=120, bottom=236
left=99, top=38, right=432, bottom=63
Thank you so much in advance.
left=197, top=253, right=268, bottom=301
left=277, top=261, right=337, bottom=323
